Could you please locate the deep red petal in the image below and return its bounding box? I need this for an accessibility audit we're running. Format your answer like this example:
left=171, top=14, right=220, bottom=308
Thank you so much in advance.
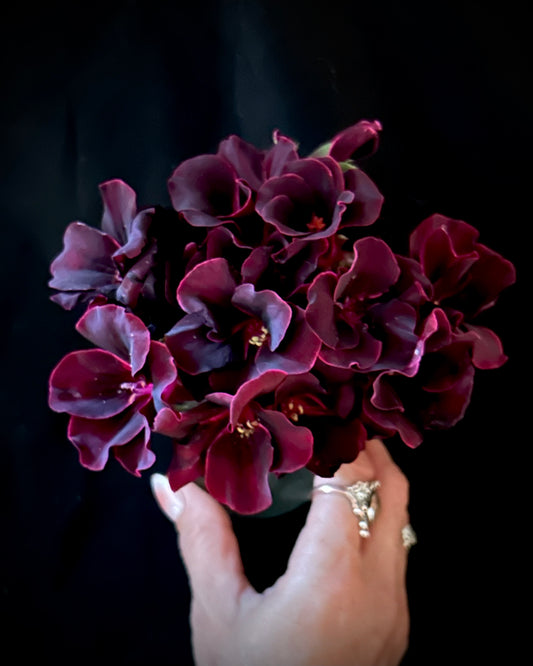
left=75, top=304, right=150, bottom=375
left=205, top=424, right=274, bottom=514
left=99, top=179, right=137, bottom=245
left=257, top=408, right=313, bottom=473
left=465, top=324, right=508, bottom=369
left=67, top=407, right=150, bottom=471
left=49, top=349, right=148, bottom=418
left=177, top=257, right=236, bottom=319
left=49, top=222, right=121, bottom=292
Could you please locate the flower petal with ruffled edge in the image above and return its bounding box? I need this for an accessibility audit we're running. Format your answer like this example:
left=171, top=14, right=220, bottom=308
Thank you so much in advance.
left=205, top=423, right=274, bottom=514
left=306, top=238, right=411, bottom=372
left=168, top=154, right=253, bottom=227
left=49, top=349, right=152, bottom=419
left=340, top=167, right=384, bottom=228
left=176, top=257, right=237, bottom=326
left=217, top=134, right=265, bottom=192
left=99, top=179, right=140, bottom=247
left=231, top=283, right=292, bottom=352
left=306, top=417, right=367, bottom=478
left=75, top=303, right=151, bottom=376
left=464, top=324, right=507, bottom=369
left=154, top=407, right=209, bottom=489
left=254, top=306, right=322, bottom=376
left=256, top=158, right=353, bottom=240
left=363, top=308, right=478, bottom=446
left=48, top=222, right=121, bottom=308
left=68, top=406, right=153, bottom=475
left=255, top=407, right=313, bottom=474
left=165, top=314, right=234, bottom=375
left=409, top=214, right=516, bottom=315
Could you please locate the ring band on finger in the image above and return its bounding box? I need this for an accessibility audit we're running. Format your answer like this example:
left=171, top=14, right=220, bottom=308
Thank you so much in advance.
left=313, top=480, right=380, bottom=538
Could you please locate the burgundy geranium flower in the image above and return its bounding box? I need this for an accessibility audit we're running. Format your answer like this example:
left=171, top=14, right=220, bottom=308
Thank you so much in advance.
left=362, top=306, right=505, bottom=447
left=217, top=129, right=301, bottom=190
left=49, top=179, right=155, bottom=310
left=306, top=237, right=423, bottom=374
left=168, top=154, right=254, bottom=228
left=255, top=155, right=355, bottom=240
left=48, top=304, right=177, bottom=475
left=164, top=257, right=320, bottom=385
left=410, top=213, right=516, bottom=318
left=272, top=370, right=368, bottom=477
left=154, top=370, right=313, bottom=514
left=239, top=225, right=352, bottom=302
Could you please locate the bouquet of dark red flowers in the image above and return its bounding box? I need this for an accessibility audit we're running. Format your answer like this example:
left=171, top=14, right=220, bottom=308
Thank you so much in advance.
left=48, top=120, right=515, bottom=514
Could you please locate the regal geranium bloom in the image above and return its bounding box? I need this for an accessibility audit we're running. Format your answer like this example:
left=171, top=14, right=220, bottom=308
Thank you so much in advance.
left=49, top=179, right=155, bottom=309
left=240, top=228, right=331, bottom=299
left=362, top=307, right=504, bottom=447
left=255, top=156, right=355, bottom=241
left=167, top=154, right=254, bottom=227
left=164, top=258, right=321, bottom=384
left=271, top=371, right=368, bottom=477
left=182, top=225, right=252, bottom=277
left=154, top=370, right=313, bottom=514
left=216, top=134, right=267, bottom=192
left=339, top=165, right=384, bottom=229
left=306, top=237, right=422, bottom=374
left=409, top=213, right=516, bottom=317
left=217, top=129, right=301, bottom=190
left=49, top=304, right=177, bottom=475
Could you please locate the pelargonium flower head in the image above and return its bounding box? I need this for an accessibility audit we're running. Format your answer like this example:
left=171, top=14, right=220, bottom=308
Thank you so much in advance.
left=49, top=179, right=155, bottom=310
left=306, top=237, right=421, bottom=374
left=155, top=370, right=313, bottom=514
left=167, top=154, right=254, bottom=227
left=363, top=308, right=489, bottom=447
left=218, top=129, right=300, bottom=188
left=255, top=156, right=355, bottom=241
left=271, top=371, right=368, bottom=477
left=240, top=229, right=331, bottom=299
left=410, top=213, right=516, bottom=318
left=49, top=304, right=178, bottom=475
left=164, top=257, right=321, bottom=384
left=216, top=134, right=267, bottom=192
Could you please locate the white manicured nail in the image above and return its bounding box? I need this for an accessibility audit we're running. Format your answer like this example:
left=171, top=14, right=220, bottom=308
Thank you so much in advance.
left=150, top=473, right=185, bottom=522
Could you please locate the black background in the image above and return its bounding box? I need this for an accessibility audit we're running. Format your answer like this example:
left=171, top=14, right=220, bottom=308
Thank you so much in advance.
left=1, top=1, right=529, bottom=664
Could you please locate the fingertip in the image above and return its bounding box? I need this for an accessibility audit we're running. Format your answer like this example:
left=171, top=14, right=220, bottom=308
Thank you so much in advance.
left=150, top=473, right=185, bottom=524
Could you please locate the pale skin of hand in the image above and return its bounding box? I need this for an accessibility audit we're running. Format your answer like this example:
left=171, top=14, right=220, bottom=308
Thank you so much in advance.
left=151, top=438, right=411, bottom=666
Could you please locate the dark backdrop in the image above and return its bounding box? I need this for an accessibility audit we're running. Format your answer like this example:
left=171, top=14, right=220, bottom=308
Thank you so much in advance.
left=1, top=2, right=529, bottom=665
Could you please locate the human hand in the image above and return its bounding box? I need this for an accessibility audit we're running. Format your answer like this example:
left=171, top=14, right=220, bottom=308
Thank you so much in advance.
left=150, top=438, right=413, bottom=666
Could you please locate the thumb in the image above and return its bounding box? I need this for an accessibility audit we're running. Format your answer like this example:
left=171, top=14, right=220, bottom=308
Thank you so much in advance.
left=150, top=474, right=253, bottom=609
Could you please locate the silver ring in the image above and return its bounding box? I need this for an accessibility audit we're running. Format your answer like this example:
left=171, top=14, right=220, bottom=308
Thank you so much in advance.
left=401, top=524, right=417, bottom=551
left=313, top=480, right=380, bottom=538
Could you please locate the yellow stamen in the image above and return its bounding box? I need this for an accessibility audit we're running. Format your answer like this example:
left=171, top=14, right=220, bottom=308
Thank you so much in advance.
left=248, top=325, right=269, bottom=348
left=235, top=419, right=259, bottom=438
left=284, top=401, right=305, bottom=422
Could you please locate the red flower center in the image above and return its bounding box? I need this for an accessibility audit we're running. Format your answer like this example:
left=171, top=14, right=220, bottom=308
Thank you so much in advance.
left=307, top=213, right=326, bottom=232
